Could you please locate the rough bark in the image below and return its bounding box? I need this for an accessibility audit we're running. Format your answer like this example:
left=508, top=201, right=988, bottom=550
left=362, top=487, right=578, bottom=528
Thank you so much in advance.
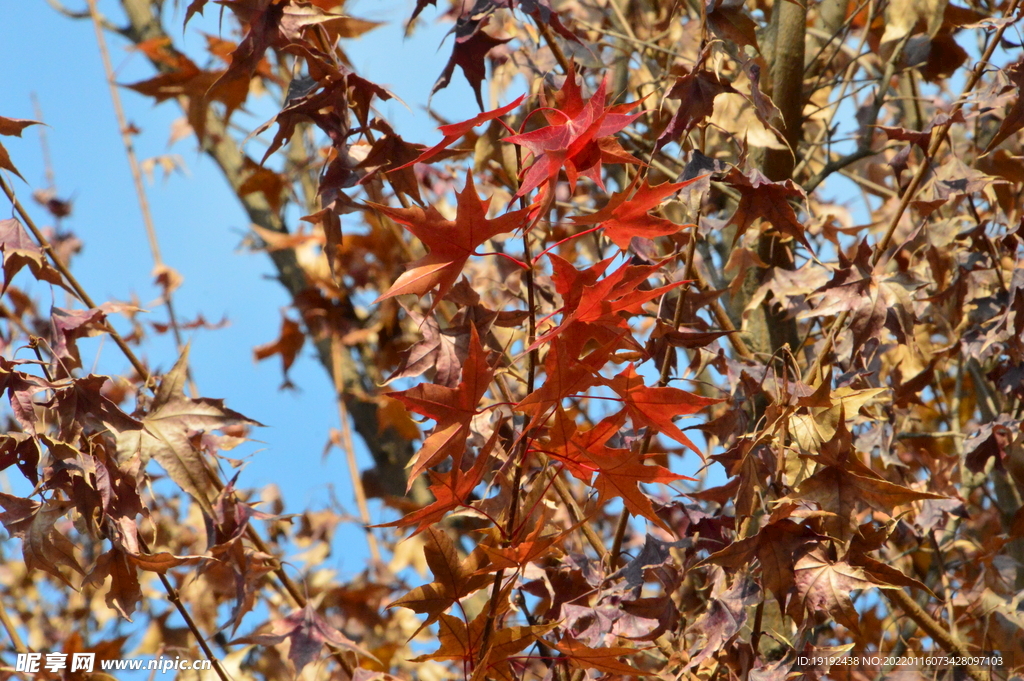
left=729, top=0, right=806, bottom=359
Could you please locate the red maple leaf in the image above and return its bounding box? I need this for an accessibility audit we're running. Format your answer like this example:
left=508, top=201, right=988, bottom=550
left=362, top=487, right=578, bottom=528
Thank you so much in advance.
left=533, top=255, right=685, bottom=351
left=376, top=429, right=497, bottom=535
left=504, top=64, right=642, bottom=200
left=370, top=171, right=528, bottom=308
left=388, top=326, right=494, bottom=486
left=602, top=364, right=721, bottom=455
left=542, top=409, right=690, bottom=528
left=514, top=336, right=611, bottom=421
left=570, top=174, right=699, bottom=249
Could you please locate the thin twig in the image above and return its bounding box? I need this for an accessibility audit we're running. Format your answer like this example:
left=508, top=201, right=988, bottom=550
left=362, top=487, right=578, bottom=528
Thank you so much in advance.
left=30, top=95, right=56, bottom=190
left=537, top=19, right=571, bottom=74
left=838, top=167, right=897, bottom=198
left=576, top=19, right=682, bottom=58
left=85, top=0, right=196, bottom=395
left=802, top=145, right=884, bottom=193
left=87, top=0, right=161, bottom=266
left=330, top=336, right=381, bottom=564
left=0, top=175, right=151, bottom=383
left=884, top=589, right=989, bottom=681
left=44, top=0, right=120, bottom=31
left=894, top=431, right=966, bottom=440
left=136, top=536, right=232, bottom=681
left=0, top=599, right=28, bottom=655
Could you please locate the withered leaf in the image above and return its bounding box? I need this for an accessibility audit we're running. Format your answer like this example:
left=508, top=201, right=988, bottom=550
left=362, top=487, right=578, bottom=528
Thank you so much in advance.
left=125, top=550, right=203, bottom=573
left=797, top=465, right=947, bottom=539
left=554, top=638, right=649, bottom=675
left=0, top=118, right=40, bottom=184
left=615, top=534, right=690, bottom=589
left=388, top=527, right=491, bottom=630
left=0, top=218, right=71, bottom=294
left=0, top=494, right=84, bottom=587
left=253, top=315, right=305, bottom=390
left=86, top=548, right=142, bottom=620
left=50, top=304, right=136, bottom=377
left=706, top=0, right=760, bottom=51
left=433, top=15, right=511, bottom=111
left=793, top=548, right=892, bottom=634
left=233, top=603, right=376, bottom=674
left=984, top=58, right=1024, bottom=152
left=688, top=574, right=761, bottom=669
left=116, top=345, right=261, bottom=515
left=705, top=518, right=823, bottom=609
left=725, top=168, right=809, bottom=247
left=658, top=47, right=737, bottom=147
left=0, top=116, right=42, bottom=137
left=0, top=357, right=51, bottom=437
left=385, top=307, right=460, bottom=387
left=0, top=433, right=41, bottom=485
left=48, top=374, right=142, bottom=443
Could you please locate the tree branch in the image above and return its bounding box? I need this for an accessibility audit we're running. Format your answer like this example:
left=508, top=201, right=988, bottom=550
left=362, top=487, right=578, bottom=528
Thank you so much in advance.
left=115, top=0, right=416, bottom=496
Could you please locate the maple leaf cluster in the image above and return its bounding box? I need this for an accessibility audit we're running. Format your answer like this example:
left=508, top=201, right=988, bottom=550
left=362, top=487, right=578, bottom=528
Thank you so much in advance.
left=3, top=0, right=1024, bottom=680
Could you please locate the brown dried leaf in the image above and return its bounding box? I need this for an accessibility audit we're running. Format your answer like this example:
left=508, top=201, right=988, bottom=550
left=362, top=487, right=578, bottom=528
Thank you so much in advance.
left=116, top=345, right=261, bottom=514
left=794, top=548, right=892, bottom=634
left=0, top=116, right=42, bottom=137
left=0, top=218, right=71, bottom=294
left=253, top=315, right=305, bottom=389
left=233, top=604, right=377, bottom=674
left=86, top=548, right=142, bottom=620
left=0, top=494, right=84, bottom=586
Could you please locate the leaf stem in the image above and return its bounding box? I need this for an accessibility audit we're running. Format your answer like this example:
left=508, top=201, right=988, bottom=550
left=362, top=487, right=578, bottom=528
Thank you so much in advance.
left=136, top=535, right=232, bottom=681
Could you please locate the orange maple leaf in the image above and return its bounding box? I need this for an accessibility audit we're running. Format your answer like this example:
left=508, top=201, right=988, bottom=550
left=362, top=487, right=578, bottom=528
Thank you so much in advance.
left=370, top=172, right=527, bottom=308
left=570, top=174, right=700, bottom=249
left=388, top=326, right=493, bottom=487
left=603, top=364, right=721, bottom=455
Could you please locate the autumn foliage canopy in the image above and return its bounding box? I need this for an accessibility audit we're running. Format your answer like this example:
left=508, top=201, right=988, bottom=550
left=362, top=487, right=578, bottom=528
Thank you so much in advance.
left=2, top=0, right=1024, bottom=679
